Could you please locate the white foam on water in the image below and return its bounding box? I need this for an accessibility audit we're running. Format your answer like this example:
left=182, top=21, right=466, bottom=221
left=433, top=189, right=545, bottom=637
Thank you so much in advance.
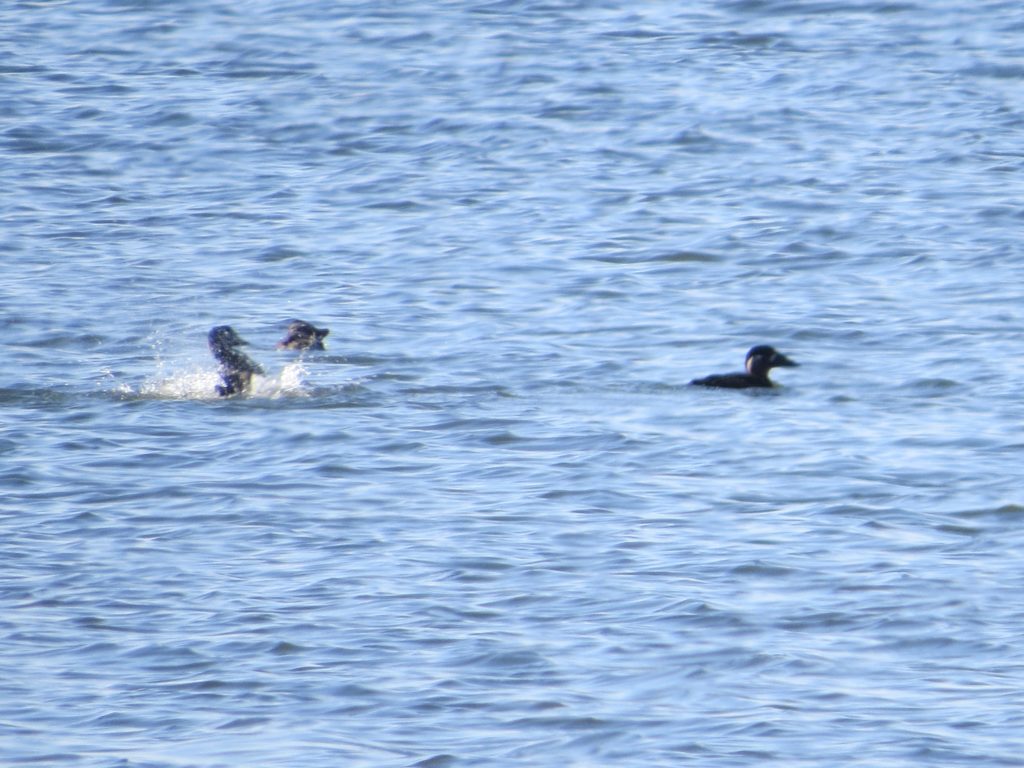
left=110, top=360, right=310, bottom=401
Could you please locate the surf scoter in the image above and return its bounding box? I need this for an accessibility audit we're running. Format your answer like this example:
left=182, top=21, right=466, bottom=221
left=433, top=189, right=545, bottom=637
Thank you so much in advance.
left=690, top=345, right=798, bottom=389
left=276, top=320, right=329, bottom=351
left=208, top=325, right=264, bottom=396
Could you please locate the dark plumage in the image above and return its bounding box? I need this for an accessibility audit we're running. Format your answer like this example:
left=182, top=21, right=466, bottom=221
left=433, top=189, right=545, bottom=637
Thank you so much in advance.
left=690, top=345, right=798, bottom=389
left=276, top=320, right=329, bottom=351
left=208, top=325, right=264, bottom=396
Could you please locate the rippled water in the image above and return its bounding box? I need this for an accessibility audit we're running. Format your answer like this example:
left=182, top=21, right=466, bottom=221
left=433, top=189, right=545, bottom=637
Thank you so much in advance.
left=4, top=1, right=1024, bottom=765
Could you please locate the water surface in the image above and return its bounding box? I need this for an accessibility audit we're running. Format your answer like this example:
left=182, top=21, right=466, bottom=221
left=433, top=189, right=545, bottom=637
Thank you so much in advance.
left=3, top=1, right=1024, bottom=766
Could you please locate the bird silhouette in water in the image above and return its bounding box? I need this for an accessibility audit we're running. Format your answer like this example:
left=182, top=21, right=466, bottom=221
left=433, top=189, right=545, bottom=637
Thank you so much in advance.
left=690, top=345, right=798, bottom=389
left=276, top=319, right=330, bottom=351
left=208, top=325, right=264, bottom=396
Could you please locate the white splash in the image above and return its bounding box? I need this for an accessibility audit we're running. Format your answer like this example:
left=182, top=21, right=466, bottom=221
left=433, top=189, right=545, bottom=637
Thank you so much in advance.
left=103, top=330, right=315, bottom=401
left=116, top=361, right=310, bottom=401
left=249, top=361, right=309, bottom=399
left=137, top=367, right=222, bottom=400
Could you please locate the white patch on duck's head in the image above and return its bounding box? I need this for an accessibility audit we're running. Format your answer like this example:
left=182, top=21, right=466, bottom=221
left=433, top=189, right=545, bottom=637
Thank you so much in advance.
left=745, top=345, right=797, bottom=376
left=745, top=347, right=771, bottom=375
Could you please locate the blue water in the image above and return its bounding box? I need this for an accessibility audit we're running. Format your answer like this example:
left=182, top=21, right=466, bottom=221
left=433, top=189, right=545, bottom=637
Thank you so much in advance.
left=4, top=1, right=1024, bottom=766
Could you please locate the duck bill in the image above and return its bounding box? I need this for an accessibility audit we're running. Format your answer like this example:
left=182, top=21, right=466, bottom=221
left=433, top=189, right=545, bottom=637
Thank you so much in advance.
left=773, top=353, right=798, bottom=367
